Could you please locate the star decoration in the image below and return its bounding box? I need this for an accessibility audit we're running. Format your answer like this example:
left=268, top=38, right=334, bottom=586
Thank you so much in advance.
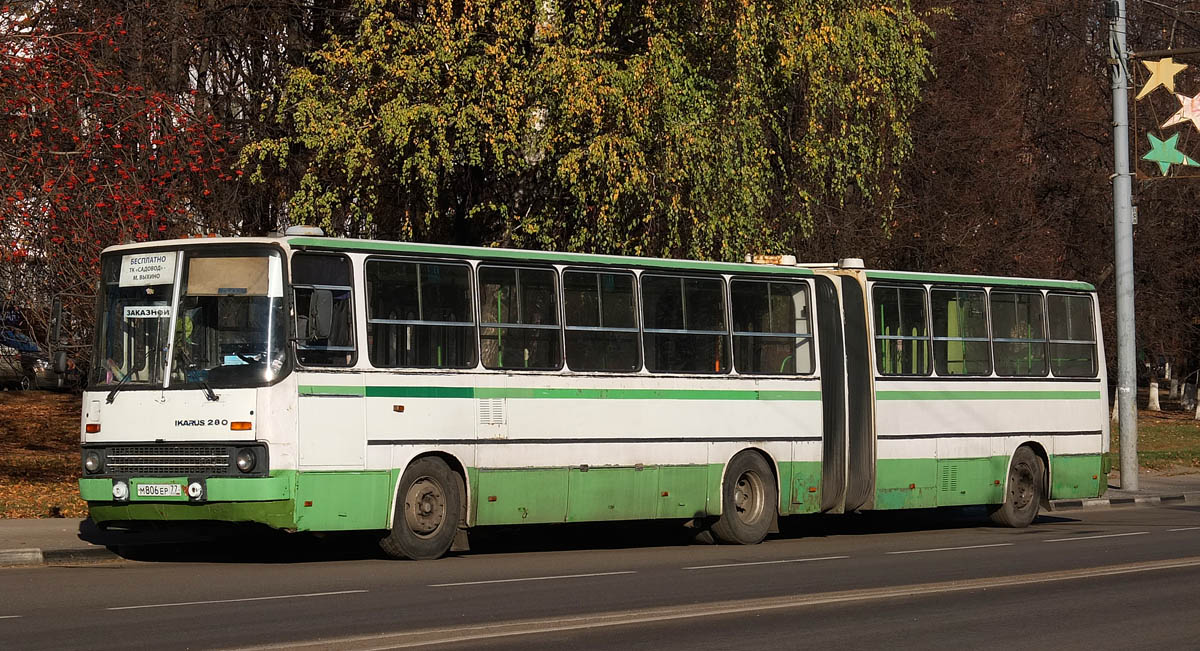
left=1142, top=133, right=1199, bottom=176
left=1136, top=57, right=1188, bottom=100
left=1162, top=92, right=1200, bottom=132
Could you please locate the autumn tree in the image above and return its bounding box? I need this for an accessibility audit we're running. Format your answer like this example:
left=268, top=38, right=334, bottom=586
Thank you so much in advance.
left=887, top=0, right=1200, bottom=389
left=0, top=7, right=232, bottom=363
left=0, top=1, right=350, bottom=366
left=1122, top=1, right=1200, bottom=383
left=246, top=0, right=933, bottom=261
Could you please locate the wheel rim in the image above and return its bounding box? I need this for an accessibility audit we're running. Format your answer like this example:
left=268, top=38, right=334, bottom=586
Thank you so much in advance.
left=19, top=376, right=30, bottom=390
left=1009, top=460, right=1036, bottom=510
left=403, top=475, right=446, bottom=539
left=732, top=469, right=766, bottom=525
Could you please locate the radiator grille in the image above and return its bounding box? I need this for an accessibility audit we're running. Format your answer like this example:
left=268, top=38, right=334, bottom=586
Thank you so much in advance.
left=105, top=445, right=232, bottom=476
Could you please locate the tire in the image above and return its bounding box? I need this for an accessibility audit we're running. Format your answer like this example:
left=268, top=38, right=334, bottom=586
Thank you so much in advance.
left=710, top=452, right=777, bottom=545
left=379, top=457, right=463, bottom=560
left=989, top=446, right=1044, bottom=528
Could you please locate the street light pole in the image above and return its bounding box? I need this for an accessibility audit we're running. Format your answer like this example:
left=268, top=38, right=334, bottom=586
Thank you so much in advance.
left=1108, top=0, right=1139, bottom=491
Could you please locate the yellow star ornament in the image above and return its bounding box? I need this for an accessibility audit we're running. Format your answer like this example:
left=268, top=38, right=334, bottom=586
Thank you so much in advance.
left=1137, top=57, right=1188, bottom=100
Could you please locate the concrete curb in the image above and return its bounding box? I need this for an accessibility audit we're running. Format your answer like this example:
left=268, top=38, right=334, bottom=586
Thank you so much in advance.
left=0, top=548, right=44, bottom=566
left=43, top=546, right=120, bottom=564
left=0, top=546, right=118, bottom=567
left=1048, top=492, right=1200, bottom=511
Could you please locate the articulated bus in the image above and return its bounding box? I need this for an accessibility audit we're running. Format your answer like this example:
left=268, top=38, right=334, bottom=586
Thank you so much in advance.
left=79, top=231, right=1109, bottom=559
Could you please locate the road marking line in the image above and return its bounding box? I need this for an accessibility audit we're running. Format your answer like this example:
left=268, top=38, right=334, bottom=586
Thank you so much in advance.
left=1168, top=526, right=1200, bottom=532
left=0, top=615, right=21, bottom=620
left=235, top=556, right=1200, bottom=651
left=886, top=543, right=1013, bottom=555
left=1044, top=531, right=1149, bottom=543
left=683, top=556, right=848, bottom=570
left=429, top=571, right=635, bottom=587
left=107, top=590, right=367, bottom=611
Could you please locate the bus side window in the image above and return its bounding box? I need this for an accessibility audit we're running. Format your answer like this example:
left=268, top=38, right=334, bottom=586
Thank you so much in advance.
left=563, top=270, right=640, bottom=372
left=478, top=265, right=561, bottom=370
left=641, top=274, right=730, bottom=374
left=292, top=253, right=356, bottom=367
left=1047, top=294, right=1097, bottom=377
left=990, top=291, right=1048, bottom=377
left=731, top=278, right=813, bottom=375
left=872, top=285, right=930, bottom=376
left=365, top=259, right=476, bottom=369
left=931, top=288, right=991, bottom=376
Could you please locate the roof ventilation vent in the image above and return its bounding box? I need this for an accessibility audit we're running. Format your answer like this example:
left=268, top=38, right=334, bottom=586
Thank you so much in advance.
left=838, top=257, right=865, bottom=269
left=744, top=254, right=798, bottom=266
left=285, top=225, right=325, bottom=237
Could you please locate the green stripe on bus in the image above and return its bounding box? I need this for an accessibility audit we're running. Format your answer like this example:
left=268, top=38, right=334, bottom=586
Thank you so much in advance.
left=287, top=237, right=816, bottom=277
left=866, top=270, right=1094, bottom=291
left=366, top=386, right=475, bottom=398
left=474, top=387, right=820, bottom=401
left=301, top=385, right=1095, bottom=401
left=876, top=390, right=1101, bottom=400
left=304, top=385, right=822, bottom=401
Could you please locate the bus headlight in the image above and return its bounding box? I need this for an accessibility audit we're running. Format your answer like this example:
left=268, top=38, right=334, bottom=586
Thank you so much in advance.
left=84, top=451, right=103, bottom=474
left=235, top=448, right=257, bottom=473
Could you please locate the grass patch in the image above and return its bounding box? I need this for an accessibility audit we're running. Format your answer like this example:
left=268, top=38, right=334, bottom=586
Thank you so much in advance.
left=1112, top=410, right=1200, bottom=473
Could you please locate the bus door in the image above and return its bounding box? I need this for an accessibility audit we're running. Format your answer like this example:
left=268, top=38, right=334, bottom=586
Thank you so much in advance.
left=292, top=250, right=366, bottom=469
left=814, top=270, right=876, bottom=513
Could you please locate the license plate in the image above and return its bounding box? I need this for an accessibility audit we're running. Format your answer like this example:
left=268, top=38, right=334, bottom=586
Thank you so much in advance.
left=136, top=483, right=182, bottom=497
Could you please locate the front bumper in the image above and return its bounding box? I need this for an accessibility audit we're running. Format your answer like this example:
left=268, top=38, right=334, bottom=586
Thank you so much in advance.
left=81, top=472, right=296, bottom=529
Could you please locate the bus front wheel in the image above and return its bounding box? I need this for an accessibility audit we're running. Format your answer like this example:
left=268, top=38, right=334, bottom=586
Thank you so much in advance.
left=710, top=452, right=777, bottom=545
left=989, top=446, right=1044, bottom=528
left=380, top=457, right=463, bottom=560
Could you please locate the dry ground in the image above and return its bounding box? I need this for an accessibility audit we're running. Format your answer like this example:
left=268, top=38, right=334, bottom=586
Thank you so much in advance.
left=0, top=391, right=86, bottom=518
left=1, top=392, right=1199, bottom=519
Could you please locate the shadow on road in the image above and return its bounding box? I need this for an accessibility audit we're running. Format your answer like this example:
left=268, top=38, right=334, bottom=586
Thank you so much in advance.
left=78, top=505, right=1081, bottom=564
left=779, top=506, right=1078, bottom=539
left=78, top=518, right=386, bottom=564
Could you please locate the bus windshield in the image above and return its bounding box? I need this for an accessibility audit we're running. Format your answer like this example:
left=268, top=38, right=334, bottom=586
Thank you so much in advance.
left=92, top=246, right=289, bottom=389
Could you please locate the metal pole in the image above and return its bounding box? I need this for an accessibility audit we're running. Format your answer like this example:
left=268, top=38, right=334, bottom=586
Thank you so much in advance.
left=1109, top=0, right=1139, bottom=491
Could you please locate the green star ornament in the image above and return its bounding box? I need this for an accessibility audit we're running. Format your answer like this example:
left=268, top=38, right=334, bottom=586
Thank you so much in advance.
left=1143, top=133, right=1199, bottom=176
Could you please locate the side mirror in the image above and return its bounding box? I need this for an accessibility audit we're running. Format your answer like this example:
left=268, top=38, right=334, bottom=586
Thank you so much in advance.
left=308, top=289, right=333, bottom=340
left=53, top=350, right=68, bottom=375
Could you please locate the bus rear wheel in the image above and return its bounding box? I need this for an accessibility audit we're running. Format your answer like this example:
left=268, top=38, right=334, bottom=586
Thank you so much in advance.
left=710, top=452, right=777, bottom=545
left=380, top=457, right=462, bottom=560
left=989, top=446, right=1044, bottom=528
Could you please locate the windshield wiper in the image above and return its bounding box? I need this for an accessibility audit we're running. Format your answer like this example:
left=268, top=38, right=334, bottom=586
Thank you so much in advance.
left=200, top=381, right=219, bottom=402
left=105, top=370, right=134, bottom=404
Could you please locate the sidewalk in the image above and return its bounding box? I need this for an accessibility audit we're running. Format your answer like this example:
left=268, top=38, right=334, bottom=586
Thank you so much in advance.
left=1047, top=471, right=1200, bottom=510
left=3, top=472, right=1199, bottom=566
left=0, top=517, right=226, bottom=566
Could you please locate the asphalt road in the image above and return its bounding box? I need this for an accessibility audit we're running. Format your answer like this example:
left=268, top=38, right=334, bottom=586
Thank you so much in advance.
left=3, top=504, right=1200, bottom=650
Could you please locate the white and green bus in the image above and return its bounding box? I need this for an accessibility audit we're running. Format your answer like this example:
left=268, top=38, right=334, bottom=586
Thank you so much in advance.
left=78, top=231, right=1109, bottom=559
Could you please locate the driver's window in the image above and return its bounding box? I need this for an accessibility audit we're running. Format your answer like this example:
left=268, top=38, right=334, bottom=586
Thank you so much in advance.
left=292, top=253, right=356, bottom=367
